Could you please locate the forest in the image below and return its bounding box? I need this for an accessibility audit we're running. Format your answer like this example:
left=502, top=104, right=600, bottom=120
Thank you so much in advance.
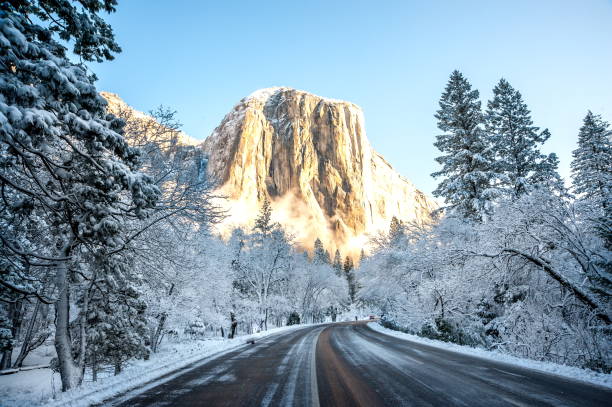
left=361, top=72, right=611, bottom=373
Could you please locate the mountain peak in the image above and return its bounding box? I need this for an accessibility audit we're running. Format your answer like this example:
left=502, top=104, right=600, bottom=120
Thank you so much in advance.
left=203, top=89, right=436, bottom=256
left=244, top=87, right=360, bottom=110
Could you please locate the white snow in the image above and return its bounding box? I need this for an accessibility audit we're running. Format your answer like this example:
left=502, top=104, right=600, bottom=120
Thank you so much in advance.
left=0, top=324, right=312, bottom=407
left=246, top=87, right=285, bottom=103
left=245, top=86, right=360, bottom=108
left=368, top=322, right=612, bottom=389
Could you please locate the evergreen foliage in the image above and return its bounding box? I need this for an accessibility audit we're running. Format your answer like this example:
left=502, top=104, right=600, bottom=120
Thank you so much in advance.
left=485, top=79, right=561, bottom=198
left=571, top=111, right=612, bottom=250
left=333, top=250, right=343, bottom=275
left=313, top=238, right=330, bottom=264
left=343, top=256, right=356, bottom=303
left=253, top=197, right=274, bottom=237
left=287, top=312, right=300, bottom=325
left=0, top=0, right=158, bottom=390
left=432, top=70, right=498, bottom=221
left=571, top=111, right=612, bottom=206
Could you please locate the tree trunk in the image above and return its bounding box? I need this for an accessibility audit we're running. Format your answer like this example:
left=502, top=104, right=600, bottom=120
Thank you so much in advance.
left=502, top=248, right=611, bottom=325
left=77, top=280, right=94, bottom=382
left=54, top=256, right=83, bottom=391
left=229, top=312, right=237, bottom=339
left=114, top=360, right=122, bottom=376
left=0, top=349, right=11, bottom=371
left=152, top=283, right=175, bottom=352
left=13, top=300, right=41, bottom=368
left=92, top=349, right=97, bottom=382
left=264, top=308, right=268, bottom=331
left=151, top=313, right=167, bottom=353
left=0, top=299, right=24, bottom=370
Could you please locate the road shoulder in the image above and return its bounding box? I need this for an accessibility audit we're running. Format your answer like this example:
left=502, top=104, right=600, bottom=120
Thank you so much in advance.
left=367, top=322, right=611, bottom=389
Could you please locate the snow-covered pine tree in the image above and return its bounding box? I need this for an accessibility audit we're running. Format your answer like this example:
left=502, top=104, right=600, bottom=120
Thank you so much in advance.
left=571, top=111, right=612, bottom=249
left=313, top=238, right=330, bottom=264
left=84, top=252, right=150, bottom=379
left=333, top=250, right=343, bottom=275
left=86, top=285, right=149, bottom=378
left=571, top=111, right=612, bottom=206
left=432, top=70, right=498, bottom=221
left=485, top=79, right=561, bottom=198
left=253, top=197, right=274, bottom=237
left=343, top=256, right=356, bottom=303
left=530, top=152, right=565, bottom=195
left=0, top=2, right=159, bottom=390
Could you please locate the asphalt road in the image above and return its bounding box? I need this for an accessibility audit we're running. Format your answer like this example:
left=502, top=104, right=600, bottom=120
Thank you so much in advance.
left=109, top=322, right=612, bottom=407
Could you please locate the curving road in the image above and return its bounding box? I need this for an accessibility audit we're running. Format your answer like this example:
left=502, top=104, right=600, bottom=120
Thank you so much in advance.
left=108, top=322, right=611, bottom=406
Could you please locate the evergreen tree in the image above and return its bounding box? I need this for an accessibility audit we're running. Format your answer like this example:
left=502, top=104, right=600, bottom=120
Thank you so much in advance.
left=333, top=250, right=343, bottom=275
left=485, top=79, right=560, bottom=198
left=343, top=256, right=356, bottom=303
left=85, top=254, right=149, bottom=379
left=343, top=256, right=354, bottom=273
left=571, top=111, right=612, bottom=206
left=432, top=70, right=498, bottom=221
left=87, top=284, right=149, bottom=378
left=530, top=152, right=565, bottom=195
left=313, top=238, right=330, bottom=264
left=0, top=1, right=158, bottom=390
left=388, top=216, right=405, bottom=246
left=253, top=197, right=274, bottom=237
left=571, top=111, right=612, bottom=249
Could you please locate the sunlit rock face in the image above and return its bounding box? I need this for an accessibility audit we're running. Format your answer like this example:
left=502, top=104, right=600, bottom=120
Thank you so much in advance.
left=202, top=87, right=437, bottom=257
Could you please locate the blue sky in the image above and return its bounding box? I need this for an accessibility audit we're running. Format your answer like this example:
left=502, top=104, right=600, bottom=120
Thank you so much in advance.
left=93, top=0, right=612, bottom=195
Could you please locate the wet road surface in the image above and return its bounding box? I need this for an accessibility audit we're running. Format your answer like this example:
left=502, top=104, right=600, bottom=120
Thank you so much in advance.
left=108, top=322, right=612, bottom=406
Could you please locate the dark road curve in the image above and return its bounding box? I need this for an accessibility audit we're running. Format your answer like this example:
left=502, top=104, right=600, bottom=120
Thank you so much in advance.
left=106, top=322, right=612, bottom=407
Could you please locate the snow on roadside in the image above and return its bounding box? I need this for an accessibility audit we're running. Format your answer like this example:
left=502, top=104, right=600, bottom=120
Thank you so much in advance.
left=368, top=322, right=611, bottom=388
left=0, top=324, right=311, bottom=407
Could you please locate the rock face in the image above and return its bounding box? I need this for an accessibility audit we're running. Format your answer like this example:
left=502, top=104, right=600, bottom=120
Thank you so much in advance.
left=202, top=87, right=436, bottom=256
left=101, top=92, right=200, bottom=147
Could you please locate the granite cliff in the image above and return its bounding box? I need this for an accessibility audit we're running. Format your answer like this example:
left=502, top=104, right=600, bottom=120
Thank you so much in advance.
left=202, top=87, right=437, bottom=256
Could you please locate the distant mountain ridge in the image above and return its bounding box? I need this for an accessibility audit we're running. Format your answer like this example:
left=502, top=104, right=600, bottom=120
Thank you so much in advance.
left=101, top=92, right=201, bottom=147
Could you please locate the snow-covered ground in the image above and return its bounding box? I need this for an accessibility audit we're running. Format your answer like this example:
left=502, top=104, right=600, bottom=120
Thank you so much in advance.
left=368, top=322, right=611, bottom=388
left=0, top=324, right=310, bottom=407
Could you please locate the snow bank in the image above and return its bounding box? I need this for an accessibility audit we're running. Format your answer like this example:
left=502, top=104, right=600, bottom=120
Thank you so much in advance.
left=0, top=324, right=310, bottom=407
left=368, top=322, right=611, bottom=388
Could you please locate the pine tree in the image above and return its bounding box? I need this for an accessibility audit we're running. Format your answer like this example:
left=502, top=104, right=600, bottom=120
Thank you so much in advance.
left=85, top=253, right=149, bottom=378
left=343, top=256, right=354, bottom=273
left=388, top=216, right=405, bottom=246
left=485, top=79, right=560, bottom=198
left=0, top=2, right=158, bottom=390
left=343, top=256, right=356, bottom=303
left=571, top=111, right=612, bottom=249
left=530, top=152, right=565, bottom=195
left=571, top=111, right=612, bottom=206
left=432, top=70, right=498, bottom=221
left=253, top=197, right=274, bottom=237
left=313, top=238, right=330, bottom=264
left=87, top=284, right=149, bottom=378
left=333, top=250, right=343, bottom=275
